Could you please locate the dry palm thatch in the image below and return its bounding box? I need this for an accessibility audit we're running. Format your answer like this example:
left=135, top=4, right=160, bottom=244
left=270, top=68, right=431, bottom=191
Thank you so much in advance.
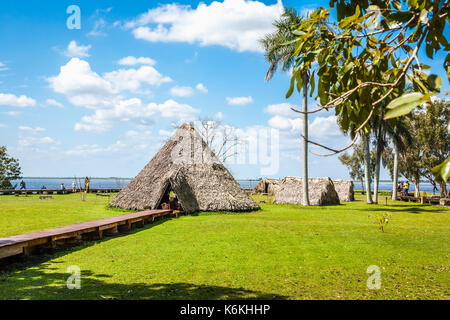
left=252, top=178, right=282, bottom=195
left=333, top=180, right=355, bottom=202
left=109, top=123, right=259, bottom=213
left=273, top=177, right=340, bottom=206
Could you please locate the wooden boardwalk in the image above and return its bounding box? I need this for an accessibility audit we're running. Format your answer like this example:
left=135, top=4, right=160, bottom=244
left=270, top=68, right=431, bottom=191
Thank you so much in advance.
left=0, top=209, right=176, bottom=260
left=0, top=188, right=121, bottom=195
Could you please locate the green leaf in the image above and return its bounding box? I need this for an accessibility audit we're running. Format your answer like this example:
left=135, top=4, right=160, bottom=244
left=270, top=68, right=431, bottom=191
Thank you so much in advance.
left=310, top=71, right=315, bottom=97
left=296, top=71, right=303, bottom=93
left=432, top=156, right=450, bottom=182
left=286, top=73, right=296, bottom=99
left=384, top=92, right=429, bottom=119
left=427, top=74, right=442, bottom=91
left=291, top=30, right=306, bottom=36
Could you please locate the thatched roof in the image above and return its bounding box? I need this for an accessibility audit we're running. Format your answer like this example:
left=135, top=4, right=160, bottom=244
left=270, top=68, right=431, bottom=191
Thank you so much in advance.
left=109, top=123, right=259, bottom=213
left=333, top=180, right=354, bottom=202
left=273, top=177, right=340, bottom=206
left=251, top=178, right=282, bottom=195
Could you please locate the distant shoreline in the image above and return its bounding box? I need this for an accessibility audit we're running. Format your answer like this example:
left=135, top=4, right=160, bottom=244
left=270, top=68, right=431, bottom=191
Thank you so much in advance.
left=20, top=177, right=420, bottom=183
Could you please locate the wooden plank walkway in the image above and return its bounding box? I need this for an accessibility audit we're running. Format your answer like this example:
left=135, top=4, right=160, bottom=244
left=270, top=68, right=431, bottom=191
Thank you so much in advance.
left=0, top=209, right=175, bottom=260
left=0, top=188, right=121, bottom=195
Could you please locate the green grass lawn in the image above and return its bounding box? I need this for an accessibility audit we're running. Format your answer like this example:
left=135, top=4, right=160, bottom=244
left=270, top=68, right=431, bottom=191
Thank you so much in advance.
left=0, top=193, right=448, bottom=300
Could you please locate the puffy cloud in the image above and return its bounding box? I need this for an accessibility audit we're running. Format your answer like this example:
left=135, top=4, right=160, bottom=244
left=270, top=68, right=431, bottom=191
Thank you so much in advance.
left=170, top=85, right=195, bottom=97
left=264, top=103, right=297, bottom=117
left=47, top=58, right=171, bottom=109
left=104, top=66, right=172, bottom=92
left=226, top=96, right=253, bottom=106
left=309, top=115, right=342, bottom=137
left=126, top=0, right=283, bottom=52
left=196, top=83, right=208, bottom=93
left=0, top=93, right=36, bottom=107
left=47, top=58, right=114, bottom=108
left=74, top=98, right=200, bottom=132
left=0, top=123, right=8, bottom=128
left=268, top=115, right=301, bottom=131
left=118, top=56, right=156, bottom=66
left=64, top=41, right=91, bottom=58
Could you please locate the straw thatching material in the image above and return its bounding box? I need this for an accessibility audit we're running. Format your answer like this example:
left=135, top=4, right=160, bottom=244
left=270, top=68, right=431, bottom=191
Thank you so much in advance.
left=109, top=123, right=259, bottom=213
left=273, top=177, right=340, bottom=206
left=251, top=178, right=282, bottom=195
left=333, top=180, right=354, bottom=202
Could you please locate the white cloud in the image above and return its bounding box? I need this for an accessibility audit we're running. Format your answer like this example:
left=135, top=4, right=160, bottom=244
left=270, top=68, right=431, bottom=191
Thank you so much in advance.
left=226, top=96, right=253, bottom=106
left=0, top=123, right=8, bottom=128
left=0, top=93, right=36, bottom=107
left=170, top=85, right=195, bottom=97
left=309, top=115, right=342, bottom=138
left=48, top=58, right=172, bottom=109
left=196, top=83, right=208, bottom=93
left=264, top=103, right=297, bottom=117
left=44, top=99, right=64, bottom=108
left=268, top=115, right=301, bottom=131
left=18, top=126, right=46, bottom=133
left=64, top=41, right=92, bottom=58
left=47, top=58, right=114, bottom=109
left=126, top=0, right=283, bottom=52
left=104, top=66, right=172, bottom=92
left=118, top=56, right=156, bottom=66
left=74, top=98, right=200, bottom=132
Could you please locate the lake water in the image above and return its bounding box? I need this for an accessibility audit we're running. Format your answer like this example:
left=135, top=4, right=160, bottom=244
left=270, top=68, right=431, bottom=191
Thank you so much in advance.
left=10, top=178, right=449, bottom=194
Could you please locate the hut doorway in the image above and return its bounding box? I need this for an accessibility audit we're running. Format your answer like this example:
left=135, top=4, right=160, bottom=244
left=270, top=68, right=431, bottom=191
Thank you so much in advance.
left=157, top=182, right=183, bottom=211
left=264, top=182, right=269, bottom=194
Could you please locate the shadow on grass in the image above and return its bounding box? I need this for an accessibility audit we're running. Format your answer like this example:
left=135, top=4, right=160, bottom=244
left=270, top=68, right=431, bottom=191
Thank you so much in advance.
left=0, top=217, right=171, bottom=274
left=0, top=264, right=286, bottom=300
left=352, top=204, right=447, bottom=214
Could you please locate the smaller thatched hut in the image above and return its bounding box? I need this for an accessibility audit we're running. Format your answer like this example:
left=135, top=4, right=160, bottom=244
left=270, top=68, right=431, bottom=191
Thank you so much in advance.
left=273, top=177, right=340, bottom=206
left=333, top=180, right=355, bottom=202
left=252, top=178, right=282, bottom=195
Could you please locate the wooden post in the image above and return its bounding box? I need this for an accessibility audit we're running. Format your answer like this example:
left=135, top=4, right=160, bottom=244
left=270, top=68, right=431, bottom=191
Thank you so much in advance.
left=420, top=196, right=425, bottom=204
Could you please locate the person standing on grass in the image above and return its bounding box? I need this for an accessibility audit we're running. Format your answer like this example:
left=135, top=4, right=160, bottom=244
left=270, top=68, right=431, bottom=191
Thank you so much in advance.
left=72, top=181, right=76, bottom=192
left=61, top=183, right=66, bottom=194
left=19, top=180, right=26, bottom=190
left=404, top=181, right=409, bottom=196
left=84, top=177, right=90, bottom=193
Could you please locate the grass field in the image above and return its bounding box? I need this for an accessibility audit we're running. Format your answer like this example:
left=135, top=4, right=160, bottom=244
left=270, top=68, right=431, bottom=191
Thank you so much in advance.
left=0, top=193, right=448, bottom=300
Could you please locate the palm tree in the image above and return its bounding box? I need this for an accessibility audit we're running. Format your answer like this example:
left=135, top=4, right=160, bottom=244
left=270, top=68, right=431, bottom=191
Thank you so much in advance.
left=260, top=8, right=311, bottom=205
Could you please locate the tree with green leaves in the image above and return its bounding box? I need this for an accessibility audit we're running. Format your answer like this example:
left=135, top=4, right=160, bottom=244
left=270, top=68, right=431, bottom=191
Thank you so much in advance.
left=260, top=7, right=312, bottom=205
left=339, top=141, right=376, bottom=193
left=0, top=146, right=22, bottom=189
left=285, top=0, right=449, bottom=187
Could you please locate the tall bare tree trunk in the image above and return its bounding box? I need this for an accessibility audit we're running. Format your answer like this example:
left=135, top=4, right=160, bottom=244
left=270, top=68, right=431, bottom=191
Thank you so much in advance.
left=392, top=143, right=399, bottom=200
left=438, top=181, right=447, bottom=197
left=414, top=180, right=420, bottom=197
left=362, top=133, right=373, bottom=204
left=373, top=117, right=383, bottom=204
left=302, top=71, right=310, bottom=206
left=360, top=177, right=365, bottom=194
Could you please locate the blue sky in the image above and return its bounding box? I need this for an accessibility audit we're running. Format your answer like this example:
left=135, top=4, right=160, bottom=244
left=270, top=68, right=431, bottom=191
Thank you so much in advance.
left=0, top=0, right=448, bottom=179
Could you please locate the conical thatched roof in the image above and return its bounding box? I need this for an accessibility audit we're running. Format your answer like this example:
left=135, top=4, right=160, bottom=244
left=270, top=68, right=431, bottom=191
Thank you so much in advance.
left=109, top=123, right=259, bottom=213
left=252, top=178, right=282, bottom=195
left=333, top=180, right=354, bottom=202
left=273, top=177, right=340, bottom=206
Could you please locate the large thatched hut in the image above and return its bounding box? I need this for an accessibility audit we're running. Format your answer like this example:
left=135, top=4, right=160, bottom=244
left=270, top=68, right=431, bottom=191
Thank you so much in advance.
left=333, top=180, right=354, bottom=202
left=252, top=178, right=282, bottom=195
left=273, top=177, right=340, bottom=206
left=109, top=123, right=259, bottom=213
